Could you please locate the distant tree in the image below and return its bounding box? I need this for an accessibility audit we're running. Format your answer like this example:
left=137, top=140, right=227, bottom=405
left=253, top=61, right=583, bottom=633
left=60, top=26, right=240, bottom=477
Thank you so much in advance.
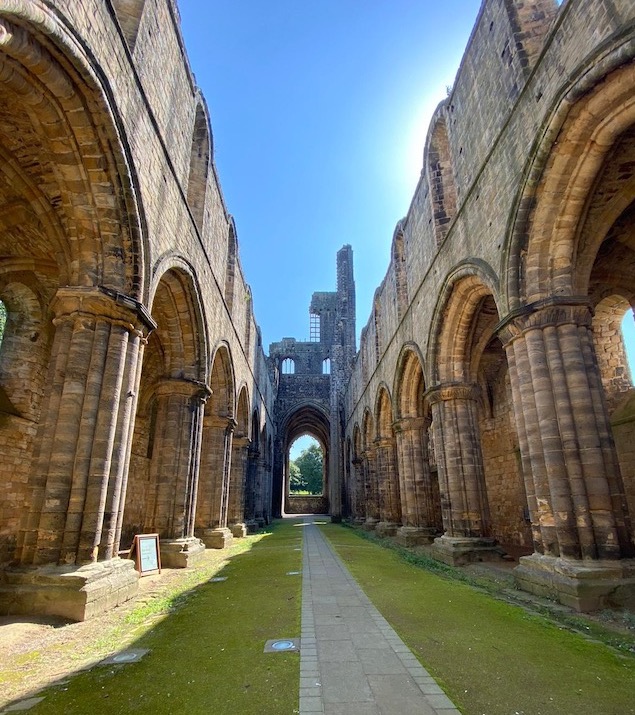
left=295, top=444, right=323, bottom=495
left=289, top=460, right=303, bottom=493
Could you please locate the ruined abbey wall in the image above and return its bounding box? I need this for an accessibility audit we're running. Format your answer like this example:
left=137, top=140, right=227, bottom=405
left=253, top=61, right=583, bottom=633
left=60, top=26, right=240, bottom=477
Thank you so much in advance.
left=344, top=0, right=635, bottom=609
left=0, top=0, right=275, bottom=618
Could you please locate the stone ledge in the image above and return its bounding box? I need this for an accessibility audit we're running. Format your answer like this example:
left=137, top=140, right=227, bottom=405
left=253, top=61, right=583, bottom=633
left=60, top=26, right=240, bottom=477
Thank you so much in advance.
left=432, top=535, right=504, bottom=566
left=514, top=553, right=635, bottom=611
left=159, top=537, right=206, bottom=568
left=0, top=558, right=139, bottom=621
left=395, top=526, right=438, bottom=546
left=200, top=527, right=233, bottom=550
left=375, top=521, right=399, bottom=538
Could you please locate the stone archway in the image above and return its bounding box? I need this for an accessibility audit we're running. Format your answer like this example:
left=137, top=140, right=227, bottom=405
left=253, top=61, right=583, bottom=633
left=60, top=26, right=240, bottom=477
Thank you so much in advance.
left=125, top=265, right=209, bottom=568
left=504, top=59, right=635, bottom=608
left=274, top=403, right=330, bottom=517
left=373, top=385, right=401, bottom=536
left=393, top=345, right=442, bottom=544
left=427, top=266, right=525, bottom=564
left=0, top=4, right=148, bottom=618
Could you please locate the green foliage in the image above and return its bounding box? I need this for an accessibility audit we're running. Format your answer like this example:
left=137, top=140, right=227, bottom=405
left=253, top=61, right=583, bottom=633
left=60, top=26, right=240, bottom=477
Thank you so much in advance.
left=321, top=523, right=635, bottom=715
left=26, top=521, right=303, bottom=715
left=288, top=460, right=302, bottom=492
left=293, top=443, right=323, bottom=495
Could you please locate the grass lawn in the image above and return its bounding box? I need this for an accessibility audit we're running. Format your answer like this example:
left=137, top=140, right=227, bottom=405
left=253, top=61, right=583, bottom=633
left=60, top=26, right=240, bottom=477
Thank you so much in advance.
left=24, top=520, right=302, bottom=715
left=319, top=523, right=635, bottom=715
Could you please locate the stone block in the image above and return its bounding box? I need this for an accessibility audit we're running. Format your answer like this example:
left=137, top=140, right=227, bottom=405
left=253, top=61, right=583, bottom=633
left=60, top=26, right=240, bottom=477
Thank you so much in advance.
left=159, top=537, right=206, bottom=568
left=201, top=527, right=233, bottom=550
left=514, top=553, right=635, bottom=612
left=432, top=535, right=504, bottom=566
left=0, top=558, right=139, bottom=621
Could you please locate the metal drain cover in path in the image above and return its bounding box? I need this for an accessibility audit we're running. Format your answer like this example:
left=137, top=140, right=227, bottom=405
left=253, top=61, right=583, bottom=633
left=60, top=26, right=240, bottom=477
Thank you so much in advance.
left=264, top=638, right=300, bottom=653
left=100, top=649, right=150, bottom=665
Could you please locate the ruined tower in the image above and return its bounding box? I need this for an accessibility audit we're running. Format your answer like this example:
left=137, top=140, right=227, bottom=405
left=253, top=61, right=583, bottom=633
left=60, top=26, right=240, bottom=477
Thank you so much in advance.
left=269, top=246, right=356, bottom=517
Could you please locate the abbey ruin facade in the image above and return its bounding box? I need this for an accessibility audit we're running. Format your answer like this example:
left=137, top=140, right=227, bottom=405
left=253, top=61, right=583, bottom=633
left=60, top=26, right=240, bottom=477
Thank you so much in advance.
left=0, top=0, right=634, bottom=619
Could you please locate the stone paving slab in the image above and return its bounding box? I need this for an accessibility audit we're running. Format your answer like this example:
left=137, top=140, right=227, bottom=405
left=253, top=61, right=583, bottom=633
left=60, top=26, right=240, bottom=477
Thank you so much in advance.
left=299, top=519, right=461, bottom=715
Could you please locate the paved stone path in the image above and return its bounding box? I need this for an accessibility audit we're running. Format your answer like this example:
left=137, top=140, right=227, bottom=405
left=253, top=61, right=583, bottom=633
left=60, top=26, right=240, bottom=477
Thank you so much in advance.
left=299, top=519, right=461, bottom=715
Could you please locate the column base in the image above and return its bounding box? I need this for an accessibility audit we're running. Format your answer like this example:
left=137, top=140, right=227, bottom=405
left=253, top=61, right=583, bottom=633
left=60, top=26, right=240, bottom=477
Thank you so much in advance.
left=353, top=516, right=366, bottom=526
left=375, top=521, right=399, bottom=537
left=362, top=517, right=379, bottom=532
left=201, top=527, right=234, bottom=550
left=160, top=537, right=206, bottom=568
left=432, top=535, right=503, bottom=566
left=256, top=517, right=266, bottom=528
left=0, top=558, right=138, bottom=622
left=229, top=522, right=247, bottom=538
left=395, top=526, right=438, bottom=546
left=514, top=553, right=635, bottom=612
left=245, top=520, right=259, bottom=534
left=330, top=515, right=342, bottom=524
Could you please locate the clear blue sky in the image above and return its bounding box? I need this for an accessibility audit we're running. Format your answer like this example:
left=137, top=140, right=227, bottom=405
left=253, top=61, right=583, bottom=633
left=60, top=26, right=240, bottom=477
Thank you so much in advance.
left=178, top=0, right=482, bottom=350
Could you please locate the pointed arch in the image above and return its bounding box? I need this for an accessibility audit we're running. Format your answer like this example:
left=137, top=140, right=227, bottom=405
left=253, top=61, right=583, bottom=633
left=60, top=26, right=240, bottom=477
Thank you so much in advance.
left=425, top=102, right=458, bottom=247
left=0, top=6, right=147, bottom=298
left=428, top=260, right=501, bottom=384
left=235, top=384, right=250, bottom=437
left=394, top=343, right=427, bottom=420
left=374, top=384, right=394, bottom=440
left=373, top=289, right=382, bottom=363
left=392, top=219, right=408, bottom=321
left=209, top=342, right=236, bottom=420
left=147, top=258, right=209, bottom=384
left=506, top=52, right=635, bottom=308
left=187, top=95, right=212, bottom=234
left=225, top=217, right=237, bottom=313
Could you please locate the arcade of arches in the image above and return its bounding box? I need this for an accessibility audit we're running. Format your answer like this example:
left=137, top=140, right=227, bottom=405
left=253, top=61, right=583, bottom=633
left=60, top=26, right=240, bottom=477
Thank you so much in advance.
left=0, top=0, right=635, bottom=619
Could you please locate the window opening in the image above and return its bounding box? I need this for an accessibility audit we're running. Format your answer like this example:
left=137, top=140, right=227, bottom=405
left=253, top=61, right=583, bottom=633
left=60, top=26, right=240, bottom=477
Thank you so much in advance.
left=309, top=312, right=320, bottom=342
left=288, top=435, right=323, bottom=495
left=322, top=357, right=331, bottom=375
left=282, top=357, right=295, bottom=375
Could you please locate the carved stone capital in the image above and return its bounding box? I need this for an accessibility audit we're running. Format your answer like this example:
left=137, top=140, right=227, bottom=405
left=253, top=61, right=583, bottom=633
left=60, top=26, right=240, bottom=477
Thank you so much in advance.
left=496, top=296, right=592, bottom=346
left=154, top=377, right=211, bottom=401
left=393, top=416, right=426, bottom=433
left=51, top=286, right=156, bottom=337
left=425, top=383, right=478, bottom=404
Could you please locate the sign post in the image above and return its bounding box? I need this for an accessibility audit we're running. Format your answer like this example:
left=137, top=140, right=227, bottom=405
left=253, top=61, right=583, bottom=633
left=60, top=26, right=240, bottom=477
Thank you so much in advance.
left=130, top=534, right=161, bottom=576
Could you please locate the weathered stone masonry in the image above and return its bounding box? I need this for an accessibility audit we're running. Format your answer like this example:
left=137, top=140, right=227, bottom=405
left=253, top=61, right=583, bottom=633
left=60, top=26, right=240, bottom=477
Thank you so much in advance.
left=0, top=0, right=276, bottom=620
left=343, top=0, right=635, bottom=611
left=1, top=0, right=635, bottom=620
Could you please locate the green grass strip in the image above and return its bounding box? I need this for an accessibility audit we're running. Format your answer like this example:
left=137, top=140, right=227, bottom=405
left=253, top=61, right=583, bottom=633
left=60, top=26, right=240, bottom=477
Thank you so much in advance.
left=29, top=520, right=302, bottom=715
left=319, top=523, right=635, bottom=715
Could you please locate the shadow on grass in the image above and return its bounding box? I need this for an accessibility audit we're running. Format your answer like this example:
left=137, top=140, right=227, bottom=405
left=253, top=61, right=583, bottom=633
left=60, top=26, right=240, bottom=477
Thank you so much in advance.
left=319, top=522, right=635, bottom=715
left=1, top=519, right=304, bottom=715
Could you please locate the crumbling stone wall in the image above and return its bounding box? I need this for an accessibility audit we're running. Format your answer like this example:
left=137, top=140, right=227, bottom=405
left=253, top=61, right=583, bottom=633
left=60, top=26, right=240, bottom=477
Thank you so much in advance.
left=343, top=0, right=635, bottom=610
left=0, top=0, right=275, bottom=618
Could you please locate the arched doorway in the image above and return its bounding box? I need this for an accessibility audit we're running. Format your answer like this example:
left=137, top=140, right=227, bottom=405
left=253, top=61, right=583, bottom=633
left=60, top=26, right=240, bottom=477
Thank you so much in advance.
left=274, top=404, right=330, bottom=516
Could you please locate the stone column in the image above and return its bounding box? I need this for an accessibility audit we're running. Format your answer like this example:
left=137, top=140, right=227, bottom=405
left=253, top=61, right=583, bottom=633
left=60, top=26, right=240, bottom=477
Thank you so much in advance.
left=244, top=446, right=260, bottom=533
left=501, top=300, right=635, bottom=610
left=375, top=437, right=401, bottom=536
left=147, top=378, right=209, bottom=568
left=426, top=383, right=499, bottom=565
left=394, top=417, right=440, bottom=545
left=351, top=457, right=366, bottom=525
left=253, top=449, right=268, bottom=528
left=228, top=435, right=250, bottom=537
left=362, top=446, right=380, bottom=530
left=10, top=287, right=155, bottom=620
left=200, top=417, right=236, bottom=549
